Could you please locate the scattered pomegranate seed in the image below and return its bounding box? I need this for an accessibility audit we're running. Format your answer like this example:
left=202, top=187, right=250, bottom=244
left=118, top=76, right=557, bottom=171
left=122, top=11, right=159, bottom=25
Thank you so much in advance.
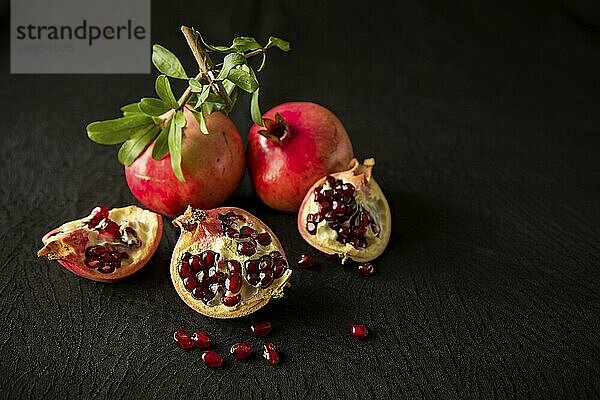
left=173, top=329, right=195, bottom=350
left=191, top=330, right=211, bottom=349
left=348, top=324, right=369, bottom=339
left=251, top=321, right=272, bottom=337
left=262, top=342, right=280, bottom=365
left=297, top=254, right=316, bottom=268
left=202, top=351, right=223, bottom=368
left=230, top=342, right=254, bottom=360
left=357, top=262, right=375, bottom=277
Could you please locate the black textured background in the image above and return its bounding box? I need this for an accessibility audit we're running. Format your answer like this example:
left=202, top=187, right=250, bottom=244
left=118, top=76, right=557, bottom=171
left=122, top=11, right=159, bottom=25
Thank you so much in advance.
left=2, top=1, right=600, bottom=398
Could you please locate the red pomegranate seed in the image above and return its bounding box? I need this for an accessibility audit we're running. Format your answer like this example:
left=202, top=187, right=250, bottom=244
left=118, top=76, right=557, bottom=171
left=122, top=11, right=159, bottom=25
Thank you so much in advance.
left=91, top=205, right=109, bottom=220
left=226, top=260, right=242, bottom=275
left=179, top=261, right=192, bottom=278
left=251, top=321, right=272, bottom=337
left=239, top=225, right=258, bottom=238
left=230, top=342, right=253, bottom=360
left=297, top=254, right=316, bottom=268
left=191, top=330, right=211, bottom=349
left=262, top=342, right=280, bottom=365
left=348, top=324, right=369, bottom=339
left=174, top=329, right=195, bottom=350
left=256, top=232, right=272, bottom=246
left=225, top=274, right=242, bottom=293
left=183, top=277, right=198, bottom=291
left=237, top=241, right=256, bottom=256
left=202, top=351, right=223, bottom=368
left=358, top=262, right=375, bottom=277
left=222, top=294, right=241, bottom=307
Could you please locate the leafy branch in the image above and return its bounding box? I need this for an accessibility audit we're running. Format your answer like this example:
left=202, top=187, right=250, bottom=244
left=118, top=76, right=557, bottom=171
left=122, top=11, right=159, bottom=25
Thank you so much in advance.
left=86, top=26, right=290, bottom=183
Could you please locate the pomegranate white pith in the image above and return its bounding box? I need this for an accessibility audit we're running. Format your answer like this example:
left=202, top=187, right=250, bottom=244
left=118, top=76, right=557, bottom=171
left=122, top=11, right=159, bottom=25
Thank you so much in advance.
left=170, top=206, right=292, bottom=319
left=38, top=206, right=163, bottom=282
left=298, top=158, right=391, bottom=262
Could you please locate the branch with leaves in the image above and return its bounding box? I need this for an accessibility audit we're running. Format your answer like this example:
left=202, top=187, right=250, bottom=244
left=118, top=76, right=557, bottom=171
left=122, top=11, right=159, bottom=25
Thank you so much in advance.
left=87, top=26, right=290, bottom=183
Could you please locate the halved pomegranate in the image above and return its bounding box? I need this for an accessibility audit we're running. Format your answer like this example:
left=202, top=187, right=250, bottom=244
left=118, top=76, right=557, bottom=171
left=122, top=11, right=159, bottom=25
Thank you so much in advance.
left=38, top=205, right=163, bottom=282
left=298, top=158, right=391, bottom=262
left=170, top=206, right=292, bottom=319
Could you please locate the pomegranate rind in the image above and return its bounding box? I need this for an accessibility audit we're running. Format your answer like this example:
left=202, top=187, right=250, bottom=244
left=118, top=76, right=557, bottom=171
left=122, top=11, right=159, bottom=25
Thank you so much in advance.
left=297, top=158, right=391, bottom=262
left=170, top=206, right=292, bottom=319
left=37, top=206, right=163, bottom=283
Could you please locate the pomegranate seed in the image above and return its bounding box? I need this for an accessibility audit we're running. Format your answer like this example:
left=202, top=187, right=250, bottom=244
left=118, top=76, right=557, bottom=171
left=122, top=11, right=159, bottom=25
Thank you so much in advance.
left=91, top=205, right=109, bottom=220
left=358, top=262, right=375, bottom=277
left=202, top=351, right=223, bottom=368
left=226, top=260, right=242, bottom=274
left=191, top=287, right=207, bottom=300
left=202, top=250, right=217, bottom=268
left=179, top=261, right=191, bottom=278
left=246, top=273, right=259, bottom=286
left=98, top=263, right=116, bottom=273
left=237, top=241, right=256, bottom=256
left=190, top=254, right=202, bottom=271
left=259, top=255, right=273, bottom=270
left=222, top=294, right=241, bottom=307
left=273, top=260, right=287, bottom=278
left=225, top=274, right=242, bottom=293
left=251, top=321, right=272, bottom=337
left=245, top=260, right=259, bottom=274
left=262, top=342, right=280, bottom=365
left=306, top=221, right=317, bottom=235
left=239, top=225, right=258, bottom=238
left=230, top=342, right=253, bottom=360
left=348, top=324, right=369, bottom=339
left=256, top=232, right=272, bottom=246
left=297, top=254, right=316, bottom=268
left=259, top=270, right=274, bottom=288
left=84, top=258, right=101, bottom=268
left=325, top=175, right=336, bottom=187
left=191, top=330, right=211, bottom=349
left=226, top=227, right=239, bottom=238
left=269, top=250, right=282, bottom=259
left=174, top=329, right=195, bottom=350
left=183, top=277, right=198, bottom=291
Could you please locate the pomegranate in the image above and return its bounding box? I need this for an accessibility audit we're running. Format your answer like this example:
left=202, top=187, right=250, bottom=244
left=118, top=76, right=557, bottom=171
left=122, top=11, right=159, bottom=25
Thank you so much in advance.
left=298, top=158, right=391, bottom=263
left=38, top=205, right=162, bottom=282
left=125, top=108, right=245, bottom=218
left=247, top=102, right=354, bottom=212
left=170, top=206, right=292, bottom=318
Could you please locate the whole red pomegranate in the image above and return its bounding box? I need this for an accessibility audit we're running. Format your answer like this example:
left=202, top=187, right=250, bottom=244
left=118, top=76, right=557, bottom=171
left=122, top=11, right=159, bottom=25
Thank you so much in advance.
left=247, top=102, right=354, bottom=212
left=126, top=108, right=245, bottom=218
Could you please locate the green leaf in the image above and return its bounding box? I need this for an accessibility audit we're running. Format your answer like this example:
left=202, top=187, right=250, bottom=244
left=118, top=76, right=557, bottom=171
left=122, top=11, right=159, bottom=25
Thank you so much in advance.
left=191, top=110, right=209, bottom=135
left=155, top=75, right=179, bottom=109
left=118, top=124, right=160, bottom=166
left=199, top=34, right=231, bottom=52
left=139, top=98, right=171, bottom=116
left=173, top=108, right=186, bottom=128
left=231, top=37, right=262, bottom=52
left=87, top=115, right=155, bottom=144
left=266, top=36, right=291, bottom=51
left=251, top=88, right=262, bottom=126
left=193, top=85, right=212, bottom=110
left=227, top=68, right=258, bottom=93
left=168, top=111, right=185, bottom=182
left=152, top=122, right=171, bottom=160
left=201, top=94, right=227, bottom=114
left=189, top=78, right=203, bottom=93
left=120, top=102, right=142, bottom=115
left=216, top=53, right=246, bottom=80
left=152, top=44, right=188, bottom=79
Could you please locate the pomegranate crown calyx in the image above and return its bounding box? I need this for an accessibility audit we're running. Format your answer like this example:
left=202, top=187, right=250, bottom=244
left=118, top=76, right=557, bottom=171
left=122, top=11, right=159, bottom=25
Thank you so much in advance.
left=257, top=113, right=289, bottom=143
left=346, top=158, right=375, bottom=184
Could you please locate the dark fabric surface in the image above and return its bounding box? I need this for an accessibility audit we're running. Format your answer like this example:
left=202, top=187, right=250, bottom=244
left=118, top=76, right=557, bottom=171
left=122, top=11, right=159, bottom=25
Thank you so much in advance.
left=1, top=0, right=600, bottom=398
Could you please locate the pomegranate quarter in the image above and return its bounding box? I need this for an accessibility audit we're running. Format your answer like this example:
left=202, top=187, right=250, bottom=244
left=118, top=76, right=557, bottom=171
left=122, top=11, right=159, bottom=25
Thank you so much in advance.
left=170, top=206, right=292, bottom=319
left=298, top=158, right=391, bottom=262
left=37, top=205, right=162, bottom=282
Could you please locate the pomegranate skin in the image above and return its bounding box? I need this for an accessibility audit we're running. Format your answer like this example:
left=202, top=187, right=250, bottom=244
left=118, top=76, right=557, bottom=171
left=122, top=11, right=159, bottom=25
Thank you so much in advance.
left=126, top=109, right=245, bottom=218
left=247, top=102, right=354, bottom=212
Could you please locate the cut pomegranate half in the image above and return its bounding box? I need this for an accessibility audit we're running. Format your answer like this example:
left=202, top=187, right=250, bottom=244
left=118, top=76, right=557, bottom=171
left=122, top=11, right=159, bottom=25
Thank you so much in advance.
left=298, top=158, right=391, bottom=262
left=170, top=206, right=292, bottom=319
left=38, top=205, right=163, bottom=282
